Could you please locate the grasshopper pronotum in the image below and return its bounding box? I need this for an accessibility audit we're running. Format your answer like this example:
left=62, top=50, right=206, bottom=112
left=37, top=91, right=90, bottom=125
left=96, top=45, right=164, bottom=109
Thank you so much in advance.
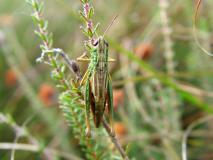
left=77, top=36, right=115, bottom=136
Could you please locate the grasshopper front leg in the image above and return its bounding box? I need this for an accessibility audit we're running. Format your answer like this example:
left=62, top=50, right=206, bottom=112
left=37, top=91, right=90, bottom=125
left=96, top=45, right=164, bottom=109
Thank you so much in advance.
left=77, top=52, right=90, bottom=62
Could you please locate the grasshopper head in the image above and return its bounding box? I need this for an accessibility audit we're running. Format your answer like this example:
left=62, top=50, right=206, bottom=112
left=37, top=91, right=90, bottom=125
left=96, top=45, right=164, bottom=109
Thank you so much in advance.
left=94, top=36, right=108, bottom=53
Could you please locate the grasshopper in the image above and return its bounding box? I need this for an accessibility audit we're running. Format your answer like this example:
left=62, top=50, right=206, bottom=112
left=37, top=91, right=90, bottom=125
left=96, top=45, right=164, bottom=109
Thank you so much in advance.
left=45, top=16, right=117, bottom=137
left=77, top=36, right=115, bottom=136
left=42, top=36, right=115, bottom=137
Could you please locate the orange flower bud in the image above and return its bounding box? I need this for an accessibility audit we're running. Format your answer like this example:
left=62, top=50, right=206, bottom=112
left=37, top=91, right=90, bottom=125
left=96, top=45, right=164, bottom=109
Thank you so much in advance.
left=5, top=69, right=17, bottom=87
left=113, top=89, right=124, bottom=110
left=134, top=43, right=154, bottom=60
left=38, top=83, right=56, bottom=106
left=0, top=15, right=14, bottom=26
left=114, top=122, right=127, bottom=138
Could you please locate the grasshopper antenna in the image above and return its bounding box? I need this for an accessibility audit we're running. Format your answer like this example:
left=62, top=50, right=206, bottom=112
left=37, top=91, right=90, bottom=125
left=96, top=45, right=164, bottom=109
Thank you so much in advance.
left=103, top=15, right=118, bottom=38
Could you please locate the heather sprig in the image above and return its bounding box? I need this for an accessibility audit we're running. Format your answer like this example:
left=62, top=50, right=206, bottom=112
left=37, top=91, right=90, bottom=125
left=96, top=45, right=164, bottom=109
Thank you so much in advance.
left=79, top=0, right=100, bottom=47
left=26, top=0, right=72, bottom=92
left=27, top=0, right=128, bottom=159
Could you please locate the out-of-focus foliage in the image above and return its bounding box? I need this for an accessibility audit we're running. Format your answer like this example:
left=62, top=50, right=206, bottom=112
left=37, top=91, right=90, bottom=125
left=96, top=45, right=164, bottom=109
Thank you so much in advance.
left=0, top=0, right=213, bottom=160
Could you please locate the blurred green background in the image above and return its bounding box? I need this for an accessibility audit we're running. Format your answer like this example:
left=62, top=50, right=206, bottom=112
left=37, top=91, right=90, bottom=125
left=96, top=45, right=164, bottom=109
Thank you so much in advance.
left=0, top=0, right=213, bottom=159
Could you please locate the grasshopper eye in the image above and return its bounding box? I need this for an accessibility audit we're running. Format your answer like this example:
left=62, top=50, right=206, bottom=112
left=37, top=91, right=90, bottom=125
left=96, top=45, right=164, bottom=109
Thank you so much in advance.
left=93, top=40, right=99, bottom=46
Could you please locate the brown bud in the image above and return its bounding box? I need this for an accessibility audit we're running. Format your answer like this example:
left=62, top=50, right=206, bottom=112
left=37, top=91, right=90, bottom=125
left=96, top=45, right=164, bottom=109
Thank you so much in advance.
left=71, top=61, right=80, bottom=74
left=70, top=60, right=82, bottom=80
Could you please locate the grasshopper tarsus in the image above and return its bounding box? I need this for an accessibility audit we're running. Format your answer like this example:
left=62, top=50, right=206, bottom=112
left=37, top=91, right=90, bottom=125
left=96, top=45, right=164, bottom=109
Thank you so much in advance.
left=85, top=127, right=92, bottom=138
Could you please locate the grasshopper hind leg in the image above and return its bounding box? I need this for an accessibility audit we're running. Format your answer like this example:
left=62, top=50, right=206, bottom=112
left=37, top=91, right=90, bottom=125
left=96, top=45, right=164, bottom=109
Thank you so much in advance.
left=85, top=80, right=92, bottom=137
left=90, top=87, right=98, bottom=128
left=106, top=77, right=115, bottom=135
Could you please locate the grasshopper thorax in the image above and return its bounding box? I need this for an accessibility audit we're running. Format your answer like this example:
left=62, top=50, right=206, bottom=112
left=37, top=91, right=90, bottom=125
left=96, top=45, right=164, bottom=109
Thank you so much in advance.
left=94, top=36, right=108, bottom=49
left=93, top=36, right=108, bottom=63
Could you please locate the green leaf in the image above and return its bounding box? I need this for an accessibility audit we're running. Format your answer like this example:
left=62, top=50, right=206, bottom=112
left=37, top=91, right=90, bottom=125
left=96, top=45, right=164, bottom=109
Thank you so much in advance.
left=38, top=1, right=44, bottom=13
left=60, top=64, right=66, bottom=73
left=56, top=84, right=66, bottom=90
left=43, top=21, right=48, bottom=30
left=47, top=32, right=53, bottom=47
left=31, top=14, right=40, bottom=24
left=32, top=0, right=39, bottom=11
left=34, top=30, right=47, bottom=42
left=51, top=70, right=62, bottom=81
left=93, top=23, right=100, bottom=34
left=88, top=7, right=94, bottom=19
left=39, top=19, right=45, bottom=29
left=87, top=27, right=93, bottom=37
left=80, top=27, right=90, bottom=37
left=79, top=11, right=88, bottom=22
